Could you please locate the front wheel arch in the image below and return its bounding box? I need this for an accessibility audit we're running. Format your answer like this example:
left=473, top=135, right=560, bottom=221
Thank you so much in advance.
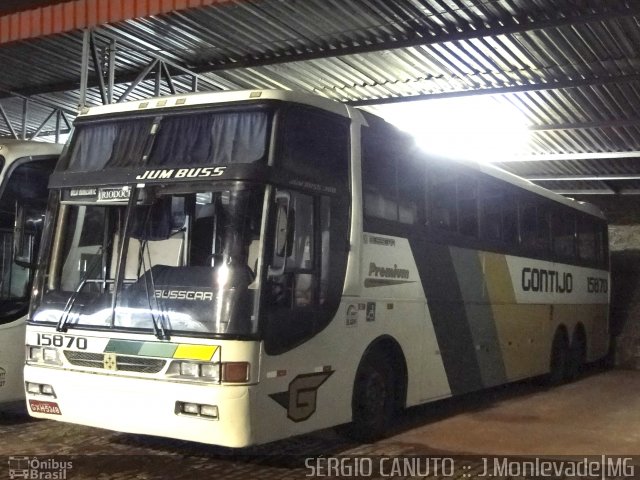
left=349, top=336, right=408, bottom=440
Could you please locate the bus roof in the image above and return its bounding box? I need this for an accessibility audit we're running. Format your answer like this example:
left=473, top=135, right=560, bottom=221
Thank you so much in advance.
left=357, top=111, right=605, bottom=220
left=0, top=140, right=63, bottom=165
left=471, top=160, right=605, bottom=220
left=78, top=89, right=604, bottom=220
left=78, top=89, right=351, bottom=119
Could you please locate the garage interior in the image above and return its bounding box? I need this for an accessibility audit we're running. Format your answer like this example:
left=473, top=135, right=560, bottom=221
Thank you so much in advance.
left=1, top=0, right=640, bottom=460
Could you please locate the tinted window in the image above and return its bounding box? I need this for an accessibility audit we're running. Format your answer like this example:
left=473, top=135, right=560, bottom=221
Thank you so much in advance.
left=67, top=110, right=272, bottom=172
left=281, top=107, right=349, bottom=183
left=536, top=204, right=551, bottom=253
left=552, top=211, right=576, bottom=260
left=0, top=159, right=52, bottom=228
left=429, top=166, right=457, bottom=231
left=362, top=134, right=397, bottom=221
left=519, top=201, right=537, bottom=251
left=457, top=176, right=478, bottom=237
left=362, top=122, right=423, bottom=225
left=397, top=155, right=424, bottom=225
left=502, top=192, right=518, bottom=245
left=151, top=110, right=269, bottom=166
left=480, top=181, right=502, bottom=241
left=0, top=157, right=56, bottom=324
left=578, top=217, right=597, bottom=262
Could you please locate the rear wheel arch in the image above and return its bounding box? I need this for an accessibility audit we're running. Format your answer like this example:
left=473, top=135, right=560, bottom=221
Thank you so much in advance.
left=548, top=325, right=570, bottom=385
left=568, top=323, right=588, bottom=379
left=572, top=323, right=587, bottom=356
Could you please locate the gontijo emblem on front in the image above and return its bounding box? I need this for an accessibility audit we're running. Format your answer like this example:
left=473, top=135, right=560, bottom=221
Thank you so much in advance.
left=103, top=353, right=117, bottom=371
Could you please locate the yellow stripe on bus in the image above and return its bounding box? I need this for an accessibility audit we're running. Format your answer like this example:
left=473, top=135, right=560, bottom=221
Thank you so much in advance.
left=172, top=344, right=218, bottom=361
left=480, top=251, right=548, bottom=382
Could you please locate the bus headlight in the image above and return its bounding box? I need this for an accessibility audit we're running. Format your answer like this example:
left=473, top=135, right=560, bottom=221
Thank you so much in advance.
left=42, top=348, right=62, bottom=365
left=168, top=361, right=221, bottom=383
left=28, top=346, right=43, bottom=363
left=200, top=363, right=220, bottom=380
left=27, top=346, right=62, bottom=365
left=168, top=361, right=248, bottom=383
left=179, top=362, right=200, bottom=377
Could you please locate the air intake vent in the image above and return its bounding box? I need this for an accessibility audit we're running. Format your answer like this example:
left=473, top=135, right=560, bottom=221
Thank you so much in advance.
left=64, top=351, right=166, bottom=373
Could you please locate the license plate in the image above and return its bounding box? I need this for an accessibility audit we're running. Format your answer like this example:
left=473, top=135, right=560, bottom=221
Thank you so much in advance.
left=29, top=400, right=62, bottom=415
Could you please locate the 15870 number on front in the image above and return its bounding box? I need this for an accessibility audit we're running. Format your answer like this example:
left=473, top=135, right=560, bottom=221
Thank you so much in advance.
left=36, top=333, right=87, bottom=350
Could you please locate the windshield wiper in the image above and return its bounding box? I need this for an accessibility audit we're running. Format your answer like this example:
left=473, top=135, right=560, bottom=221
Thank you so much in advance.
left=139, top=239, right=169, bottom=340
left=56, top=248, right=104, bottom=332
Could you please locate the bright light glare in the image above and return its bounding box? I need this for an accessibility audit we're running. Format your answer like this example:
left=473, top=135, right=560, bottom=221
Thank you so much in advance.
left=371, top=97, right=531, bottom=163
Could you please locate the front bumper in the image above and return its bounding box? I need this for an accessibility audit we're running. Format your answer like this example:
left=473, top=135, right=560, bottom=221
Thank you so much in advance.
left=24, top=364, right=255, bottom=448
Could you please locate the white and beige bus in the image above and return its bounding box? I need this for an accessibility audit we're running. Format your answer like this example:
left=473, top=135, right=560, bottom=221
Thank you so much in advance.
left=24, top=90, right=609, bottom=446
left=0, top=140, right=61, bottom=409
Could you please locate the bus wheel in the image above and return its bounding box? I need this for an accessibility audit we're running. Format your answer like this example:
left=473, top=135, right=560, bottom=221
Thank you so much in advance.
left=567, top=330, right=586, bottom=380
left=548, top=331, right=569, bottom=385
left=350, top=354, right=394, bottom=441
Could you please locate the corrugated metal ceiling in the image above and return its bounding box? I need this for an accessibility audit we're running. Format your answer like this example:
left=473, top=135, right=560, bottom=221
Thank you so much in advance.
left=0, top=0, right=639, bottom=194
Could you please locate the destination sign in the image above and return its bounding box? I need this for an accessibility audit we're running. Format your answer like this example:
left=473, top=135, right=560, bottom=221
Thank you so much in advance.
left=98, top=187, right=131, bottom=202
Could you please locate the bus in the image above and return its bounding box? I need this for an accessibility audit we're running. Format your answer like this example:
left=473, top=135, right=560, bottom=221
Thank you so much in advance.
left=23, top=90, right=609, bottom=446
left=0, top=141, right=61, bottom=409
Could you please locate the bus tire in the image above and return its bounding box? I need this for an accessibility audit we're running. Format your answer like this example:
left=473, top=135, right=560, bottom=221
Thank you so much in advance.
left=548, top=330, right=569, bottom=385
left=349, top=353, right=394, bottom=442
left=567, top=329, right=586, bottom=380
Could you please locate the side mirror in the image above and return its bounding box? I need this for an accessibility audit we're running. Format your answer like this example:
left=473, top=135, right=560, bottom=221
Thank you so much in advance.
left=14, top=203, right=44, bottom=269
left=268, top=191, right=294, bottom=276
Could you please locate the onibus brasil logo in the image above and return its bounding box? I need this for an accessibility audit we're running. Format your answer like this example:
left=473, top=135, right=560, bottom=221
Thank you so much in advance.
left=8, top=457, right=72, bottom=479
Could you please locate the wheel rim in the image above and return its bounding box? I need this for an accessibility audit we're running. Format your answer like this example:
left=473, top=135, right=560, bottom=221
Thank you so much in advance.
left=362, top=371, right=386, bottom=417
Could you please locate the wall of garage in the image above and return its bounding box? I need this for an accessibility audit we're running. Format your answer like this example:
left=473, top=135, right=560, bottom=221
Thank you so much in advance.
left=579, top=196, right=640, bottom=368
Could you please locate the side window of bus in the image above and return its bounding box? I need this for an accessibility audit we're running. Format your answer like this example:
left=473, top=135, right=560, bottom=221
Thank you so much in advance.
left=264, top=190, right=347, bottom=354
left=578, top=217, right=597, bottom=262
left=480, top=181, right=503, bottom=241
left=519, top=201, right=537, bottom=251
left=552, top=211, right=576, bottom=261
left=361, top=124, right=421, bottom=225
left=268, top=191, right=315, bottom=309
left=397, top=154, right=423, bottom=225
left=536, top=204, right=551, bottom=253
left=429, top=169, right=457, bottom=231
left=457, top=176, right=479, bottom=237
left=361, top=127, right=398, bottom=222
left=280, top=107, right=349, bottom=182
left=502, top=192, right=519, bottom=245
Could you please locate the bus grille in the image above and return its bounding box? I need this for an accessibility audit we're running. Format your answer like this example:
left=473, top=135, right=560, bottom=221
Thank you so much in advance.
left=64, top=351, right=166, bottom=373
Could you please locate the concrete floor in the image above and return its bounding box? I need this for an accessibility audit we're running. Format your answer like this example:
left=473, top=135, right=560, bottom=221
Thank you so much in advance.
left=381, top=368, right=640, bottom=456
left=0, top=368, right=638, bottom=478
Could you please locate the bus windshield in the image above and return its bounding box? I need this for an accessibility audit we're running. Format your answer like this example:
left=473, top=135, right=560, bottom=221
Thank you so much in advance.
left=31, top=182, right=265, bottom=337
left=0, top=158, right=52, bottom=322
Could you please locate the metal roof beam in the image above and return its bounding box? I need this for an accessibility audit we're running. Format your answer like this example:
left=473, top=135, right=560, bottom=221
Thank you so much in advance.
left=188, top=1, right=640, bottom=73
left=526, top=174, right=640, bottom=181
left=0, top=27, right=223, bottom=102
left=347, top=73, right=640, bottom=106
left=529, top=118, right=640, bottom=132
left=2, top=2, right=639, bottom=101
left=496, top=151, right=640, bottom=162
left=0, top=103, right=18, bottom=139
left=554, top=189, right=640, bottom=195
left=9, top=69, right=640, bottom=108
